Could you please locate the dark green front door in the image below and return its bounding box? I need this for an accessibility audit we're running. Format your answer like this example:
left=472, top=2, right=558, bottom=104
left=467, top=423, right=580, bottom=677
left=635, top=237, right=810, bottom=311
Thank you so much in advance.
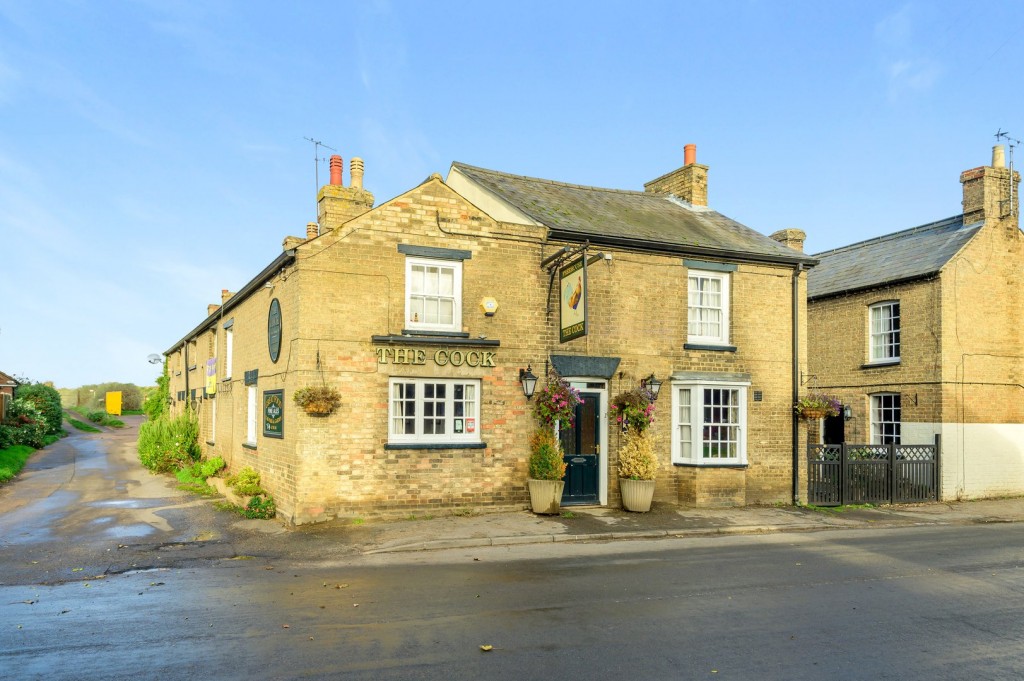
left=560, top=391, right=600, bottom=505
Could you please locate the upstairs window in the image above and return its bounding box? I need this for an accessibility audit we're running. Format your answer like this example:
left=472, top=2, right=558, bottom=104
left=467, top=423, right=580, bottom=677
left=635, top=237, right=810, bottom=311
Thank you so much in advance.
left=870, top=301, right=900, bottom=363
left=405, top=258, right=462, bottom=333
left=687, top=270, right=730, bottom=345
left=223, top=326, right=233, bottom=379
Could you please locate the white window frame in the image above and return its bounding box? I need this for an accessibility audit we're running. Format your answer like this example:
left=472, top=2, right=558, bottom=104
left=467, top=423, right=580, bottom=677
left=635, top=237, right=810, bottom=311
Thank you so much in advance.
left=224, top=327, right=233, bottom=379
left=870, top=393, right=901, bottom=445
left=210, top=396, right=216, bottom=444
left=388, top=377, right=481, bottom=445
left=687, top=270, right=730, bottom=345
left=869, top=300, right=900, bottom=363
left=671, top=380, right=748, bottom=465
left=246, top=386, right=257, bottom=445
left=405, top=257, right=462, bottom=333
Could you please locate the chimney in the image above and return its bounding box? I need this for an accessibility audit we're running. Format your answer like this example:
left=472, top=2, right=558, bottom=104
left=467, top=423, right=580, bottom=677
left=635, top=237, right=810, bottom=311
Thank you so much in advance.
left=318, top=153, right=375, bottom=232
left=770, top=228, right=806, bottom=253
left=644, top=143, right=709, bottom=207
left=306, top=222, right=318, bottom=240
left=207, top=303, right=221, bottom=316
left=351, top=157, right=364, bottom=190
left=221, top=289, right=234, bottom=303
left=961, top=144, right=1020, bottom=227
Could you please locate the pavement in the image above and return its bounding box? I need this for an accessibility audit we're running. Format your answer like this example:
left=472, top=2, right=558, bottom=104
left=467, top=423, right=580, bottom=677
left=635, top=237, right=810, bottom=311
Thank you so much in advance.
left=302, top=494, right=1024, bottom=555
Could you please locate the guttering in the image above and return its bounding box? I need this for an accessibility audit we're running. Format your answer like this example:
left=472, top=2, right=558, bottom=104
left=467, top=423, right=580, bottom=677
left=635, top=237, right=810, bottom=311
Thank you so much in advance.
left=547, top=230, right=819, bottom=268
left=164, top=249, right=296, bottom=356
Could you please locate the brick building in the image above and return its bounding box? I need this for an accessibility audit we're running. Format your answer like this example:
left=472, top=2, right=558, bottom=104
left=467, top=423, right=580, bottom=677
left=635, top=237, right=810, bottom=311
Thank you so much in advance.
left=0, top=370, right=18, bottom=417
left=807, top=146, right=1024, bottom=500
left=166, top=146, right=817, bottom=524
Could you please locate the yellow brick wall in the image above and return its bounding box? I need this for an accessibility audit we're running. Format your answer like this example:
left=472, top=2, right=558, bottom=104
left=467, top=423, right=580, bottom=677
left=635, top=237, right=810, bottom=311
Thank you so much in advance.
left=169, top=176, right=807, bottom=523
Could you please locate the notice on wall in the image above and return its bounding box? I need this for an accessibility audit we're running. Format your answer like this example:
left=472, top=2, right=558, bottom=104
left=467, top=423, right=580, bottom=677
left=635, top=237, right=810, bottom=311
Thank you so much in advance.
left=205, top=358, right=217, bottom=396
left=559, top=256, right=587, bottom=343
left=263, top=389, right=284, bottom=438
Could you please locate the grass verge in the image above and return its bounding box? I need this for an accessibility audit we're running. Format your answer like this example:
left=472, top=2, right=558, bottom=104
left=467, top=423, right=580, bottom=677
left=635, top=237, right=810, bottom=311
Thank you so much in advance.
left=67, top=418, right=102, bottom=433
left=0, top=445, right=34, bottom=483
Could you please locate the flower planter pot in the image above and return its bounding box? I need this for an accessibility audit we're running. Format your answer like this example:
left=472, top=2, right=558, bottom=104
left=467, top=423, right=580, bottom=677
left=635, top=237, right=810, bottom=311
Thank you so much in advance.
left=303, top=402, right=336, bottom=416
left=800, top=407, right=828, bottom=420
left=527, top=479, right=565, bottom=515
left=619, top=478, right=655, bottom=512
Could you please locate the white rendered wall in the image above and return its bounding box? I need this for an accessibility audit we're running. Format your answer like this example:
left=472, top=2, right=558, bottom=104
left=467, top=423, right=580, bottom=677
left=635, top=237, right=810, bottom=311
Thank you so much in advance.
left=904, top=422, right=1024, bottom=500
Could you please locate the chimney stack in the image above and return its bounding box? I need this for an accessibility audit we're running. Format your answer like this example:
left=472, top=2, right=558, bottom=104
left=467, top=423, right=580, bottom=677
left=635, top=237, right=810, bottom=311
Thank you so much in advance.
left=961, top=144, right=1019, bottom=226
left=306, top=222, right=319, bottom=240
left=644, top=143, right=709, bottom=207
left=221, top=289, right=234, bottom=303
left=317, top=153, right=375, bottom=232
left=770, top=228, right=806, bottom=253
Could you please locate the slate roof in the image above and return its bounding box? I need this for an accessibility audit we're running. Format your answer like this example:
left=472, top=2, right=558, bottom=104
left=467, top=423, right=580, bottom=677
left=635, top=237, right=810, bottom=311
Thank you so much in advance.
left=451, top=163, right=816, bottom=265
left=807, top=215, right=980, bottom=300
left=0, top=371, right=18, bottom=387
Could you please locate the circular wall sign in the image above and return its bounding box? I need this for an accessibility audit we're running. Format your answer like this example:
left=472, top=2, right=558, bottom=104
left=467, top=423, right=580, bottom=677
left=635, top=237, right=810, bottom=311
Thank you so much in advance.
left=268, top=298, right=282, bottom=363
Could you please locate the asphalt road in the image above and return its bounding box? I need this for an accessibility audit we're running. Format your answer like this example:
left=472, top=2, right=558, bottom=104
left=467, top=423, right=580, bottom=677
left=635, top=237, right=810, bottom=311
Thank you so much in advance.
left=2, top=421, right=1023, bottom=680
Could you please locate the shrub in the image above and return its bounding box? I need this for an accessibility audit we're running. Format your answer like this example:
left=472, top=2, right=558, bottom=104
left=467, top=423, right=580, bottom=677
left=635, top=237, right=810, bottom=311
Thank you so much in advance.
left=15, top=383, right=63, bottom=435
left=226, top=466, right=265, bottom=496
left=617, top=429, right=657, bottom=481
left=243, top=495, right=276, bottom=519
left=143, top=362, right=170, bottom=421
left=137, top=410, right=201, bottom=472
left=528, top=429, right=566, bottom=481
left=4, top=398, right=47, bottom=448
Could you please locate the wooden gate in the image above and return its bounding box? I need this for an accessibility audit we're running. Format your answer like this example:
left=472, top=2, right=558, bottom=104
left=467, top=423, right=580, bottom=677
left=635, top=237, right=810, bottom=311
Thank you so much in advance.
left=808, top=436, right=940, bottom=506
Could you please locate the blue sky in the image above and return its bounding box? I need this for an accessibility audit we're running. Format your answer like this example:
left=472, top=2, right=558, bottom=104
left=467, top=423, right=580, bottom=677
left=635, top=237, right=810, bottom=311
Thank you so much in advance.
left=2, top=0, right=1023, bottom=388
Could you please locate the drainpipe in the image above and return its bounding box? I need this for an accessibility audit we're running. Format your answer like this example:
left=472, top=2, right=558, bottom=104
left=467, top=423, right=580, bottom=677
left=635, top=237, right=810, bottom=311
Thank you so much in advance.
left=791, top=264, right=803, bottom=505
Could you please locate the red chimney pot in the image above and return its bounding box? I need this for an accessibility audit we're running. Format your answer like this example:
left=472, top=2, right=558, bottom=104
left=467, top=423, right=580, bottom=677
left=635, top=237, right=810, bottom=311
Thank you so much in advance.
left=684, top=144, right=697, bottom=166
left=329, top=155, right=343, bottom=186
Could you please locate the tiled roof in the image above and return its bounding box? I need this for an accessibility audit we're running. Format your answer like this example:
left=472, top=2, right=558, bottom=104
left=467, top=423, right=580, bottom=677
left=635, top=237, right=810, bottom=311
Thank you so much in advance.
left=451, top=163, right=815, bottom=265
left=808, top=215, right=980, bottom=299
left=0, top=371, right=18, bottom=386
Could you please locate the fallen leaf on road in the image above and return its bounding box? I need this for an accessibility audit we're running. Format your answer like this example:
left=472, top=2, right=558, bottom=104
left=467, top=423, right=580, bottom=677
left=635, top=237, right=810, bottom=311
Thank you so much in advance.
left=334, top=584, right=349, bottom=589
left=72, top=568, right=83, bottom=572
left=20, top=600, right=35, bottom=605
left=480, top=645, right=493, bottom=652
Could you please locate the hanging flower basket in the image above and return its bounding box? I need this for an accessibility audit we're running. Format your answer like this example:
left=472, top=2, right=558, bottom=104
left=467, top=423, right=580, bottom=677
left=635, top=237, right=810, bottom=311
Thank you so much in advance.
left=293, top=385, right=342, bottom=416
left=794, top=393, right=841, bottom=420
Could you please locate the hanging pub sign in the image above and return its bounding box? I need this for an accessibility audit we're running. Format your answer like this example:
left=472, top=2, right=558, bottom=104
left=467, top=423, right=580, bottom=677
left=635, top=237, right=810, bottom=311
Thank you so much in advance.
left=205, top=358, right=217, bottom=396
left=559, top=255, right=587, bottom=342
left=263, top=389, right=284, bottom=438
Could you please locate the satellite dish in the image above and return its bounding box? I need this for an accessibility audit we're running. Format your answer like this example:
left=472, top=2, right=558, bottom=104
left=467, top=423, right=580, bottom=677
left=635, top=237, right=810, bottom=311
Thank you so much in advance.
left=147, top=354, right=162, bottom=364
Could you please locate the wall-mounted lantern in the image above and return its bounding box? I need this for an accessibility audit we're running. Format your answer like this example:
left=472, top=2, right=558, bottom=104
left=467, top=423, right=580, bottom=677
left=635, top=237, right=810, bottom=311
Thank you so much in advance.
left=843, top=405, right=853, bottom=420
left=519, top=365, right=538, bottom=400
left=641, top=374, right=663, bottom=401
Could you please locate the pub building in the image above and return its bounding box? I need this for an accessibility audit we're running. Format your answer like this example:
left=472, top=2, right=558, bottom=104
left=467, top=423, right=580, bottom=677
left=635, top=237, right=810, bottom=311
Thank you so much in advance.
left=165, top=146, right=817, bottom=524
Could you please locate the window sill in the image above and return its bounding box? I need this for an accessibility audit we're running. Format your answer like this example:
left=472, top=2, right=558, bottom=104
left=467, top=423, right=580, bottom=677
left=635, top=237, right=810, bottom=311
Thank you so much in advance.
left=242, top=442, right=257, bottom=450
left=684, top=343, right=737, bottom=353
left=861, top=360, right=900, bottom=369
left=222, top=377, right=232, bottom=382
left=205, top=440, right=215, bottom=446
left=673, top=462, right=748, bottom=469
left=400, top=329, right=470, bottom=338
left=385, top=442, right=487, bottom=450
left=372, top=334, right=500, bottom=347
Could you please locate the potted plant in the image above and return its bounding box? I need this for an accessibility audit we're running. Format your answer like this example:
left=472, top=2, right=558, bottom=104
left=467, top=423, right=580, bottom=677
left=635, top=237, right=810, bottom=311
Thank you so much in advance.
left=612, top=387, right=658, bottom=512
left=526, top=375, right=580, bottom=514
left=794, top=392, right=841, bottom=420
left=527, top=428, right=567, bottom=514
left=293, top=385, right=342, bottom=416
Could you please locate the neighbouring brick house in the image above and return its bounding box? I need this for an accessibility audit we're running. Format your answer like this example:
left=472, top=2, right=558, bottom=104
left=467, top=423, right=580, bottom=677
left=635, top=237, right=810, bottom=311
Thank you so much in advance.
left=807, top=146, right=1024, bottom=500
left=0, top=371, right=18, bottom=417
left=166, top=145, right=817, bottom=524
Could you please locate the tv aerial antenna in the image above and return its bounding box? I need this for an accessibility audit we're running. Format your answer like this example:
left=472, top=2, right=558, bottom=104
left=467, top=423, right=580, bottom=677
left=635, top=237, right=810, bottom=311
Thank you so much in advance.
left=995, top=129, right=1020, bottom=217
left=304, top=136, right=336, bottom=222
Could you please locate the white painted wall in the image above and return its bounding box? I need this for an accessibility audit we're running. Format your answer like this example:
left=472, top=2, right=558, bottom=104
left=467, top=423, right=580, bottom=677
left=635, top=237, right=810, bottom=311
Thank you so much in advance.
left=904, top=422, right=1024, bottom=500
